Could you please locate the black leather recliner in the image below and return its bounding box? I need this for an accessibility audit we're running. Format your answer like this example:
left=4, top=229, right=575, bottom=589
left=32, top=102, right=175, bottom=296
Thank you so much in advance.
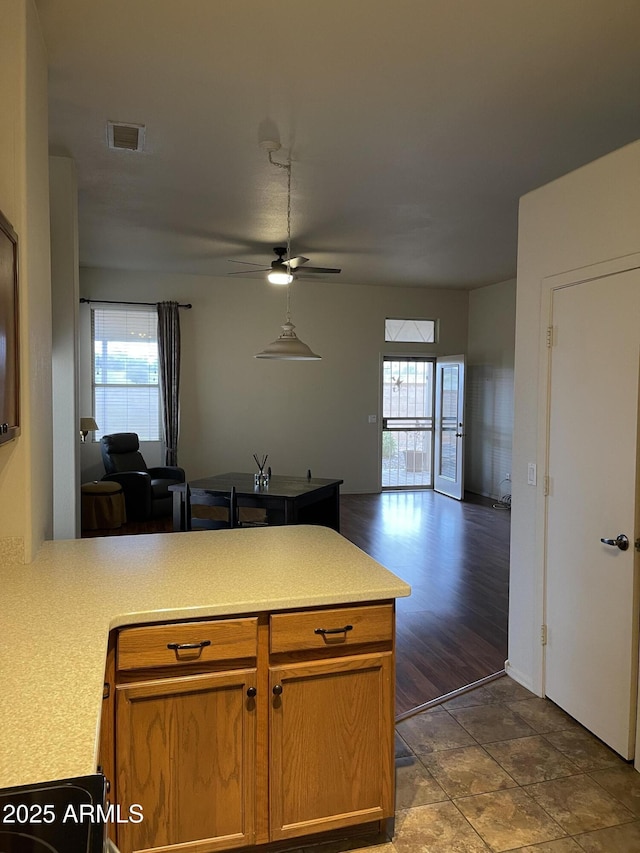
left=100, top=432, right=185, bottom=521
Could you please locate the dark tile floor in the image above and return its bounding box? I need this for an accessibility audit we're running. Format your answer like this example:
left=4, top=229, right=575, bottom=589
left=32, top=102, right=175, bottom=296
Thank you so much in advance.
left=298, top=676, right=640, bottom=853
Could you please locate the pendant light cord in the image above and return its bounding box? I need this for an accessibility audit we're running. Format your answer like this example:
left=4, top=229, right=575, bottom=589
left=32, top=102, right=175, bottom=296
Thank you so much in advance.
left=256, top=141, right=321, bottom=359
left=269, top=149, right=293, bottom=322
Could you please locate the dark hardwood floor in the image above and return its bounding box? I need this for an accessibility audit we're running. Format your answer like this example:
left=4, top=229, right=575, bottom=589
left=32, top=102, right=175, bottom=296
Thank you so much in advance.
left=339, top=491, right=510, bottom=715
left=83, top=490, right=511, bottom=716
left=82, top=515, right=173, bottom=537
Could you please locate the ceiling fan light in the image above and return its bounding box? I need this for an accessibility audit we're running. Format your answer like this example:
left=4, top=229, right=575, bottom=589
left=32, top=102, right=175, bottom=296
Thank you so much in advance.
left=255, top=321, right=321, bottom=360
left=267, top=269, right=294, bottom=285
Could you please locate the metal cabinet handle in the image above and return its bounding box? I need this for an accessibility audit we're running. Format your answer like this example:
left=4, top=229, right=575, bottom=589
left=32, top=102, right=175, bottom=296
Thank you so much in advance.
left=167, top=640, right=212, bottom=651
left=273, top=684, right=283, bottom=696
left=314, top=625, right=353, bottom=636
left=600, top=534, right=629, bottom=551
left=246, top=686, right=257, bottom=698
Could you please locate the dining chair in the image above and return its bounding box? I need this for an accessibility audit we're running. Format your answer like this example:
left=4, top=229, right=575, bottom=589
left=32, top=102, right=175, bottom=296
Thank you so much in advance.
left=236, top=493, right=269, bottom=528
left=185, top=484, right=237, bottom=531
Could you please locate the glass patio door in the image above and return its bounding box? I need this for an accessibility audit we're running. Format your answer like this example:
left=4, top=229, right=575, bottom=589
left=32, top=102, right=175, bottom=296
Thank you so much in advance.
left=381, top=357, right=434, bottom=489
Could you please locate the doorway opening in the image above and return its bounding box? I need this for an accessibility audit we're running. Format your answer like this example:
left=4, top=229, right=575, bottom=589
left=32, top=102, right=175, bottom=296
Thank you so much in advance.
left=381, top=357, right=434, bottom=490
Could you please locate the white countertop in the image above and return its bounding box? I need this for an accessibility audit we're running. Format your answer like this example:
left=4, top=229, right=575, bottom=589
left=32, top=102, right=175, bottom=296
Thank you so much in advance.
left=0, top=525, right=410, bottom=790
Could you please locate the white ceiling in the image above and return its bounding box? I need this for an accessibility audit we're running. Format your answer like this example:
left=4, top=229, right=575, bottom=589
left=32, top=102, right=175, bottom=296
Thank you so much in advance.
left=37, top=0, right=640, bottom=289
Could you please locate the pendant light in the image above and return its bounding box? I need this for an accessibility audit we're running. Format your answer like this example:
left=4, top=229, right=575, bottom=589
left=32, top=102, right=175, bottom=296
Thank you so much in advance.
left=255, top=286, right=321, bottom=359
left=255, top=142, right=321, bottom=360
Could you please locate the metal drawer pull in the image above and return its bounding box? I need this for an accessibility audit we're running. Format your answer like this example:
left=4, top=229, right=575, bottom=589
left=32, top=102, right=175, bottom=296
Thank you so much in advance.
left=314, top=624, right=353, bottom=636
left=167, top=640, right=212, bottom=651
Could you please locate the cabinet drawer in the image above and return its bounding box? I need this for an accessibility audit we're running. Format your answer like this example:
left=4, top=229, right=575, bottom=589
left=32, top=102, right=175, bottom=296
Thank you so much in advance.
left=117, top=617, right=258, bottom=671
left=270, top=604, right=393, bottom=654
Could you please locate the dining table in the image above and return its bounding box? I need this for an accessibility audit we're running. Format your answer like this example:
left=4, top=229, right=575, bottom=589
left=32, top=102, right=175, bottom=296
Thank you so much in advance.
left=170, top=472, right=344, bottom=533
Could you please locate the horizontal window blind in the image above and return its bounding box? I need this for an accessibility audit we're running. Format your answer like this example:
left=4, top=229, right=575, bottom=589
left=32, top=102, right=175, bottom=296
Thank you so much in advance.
left=92, top=307, right=160, bottom=441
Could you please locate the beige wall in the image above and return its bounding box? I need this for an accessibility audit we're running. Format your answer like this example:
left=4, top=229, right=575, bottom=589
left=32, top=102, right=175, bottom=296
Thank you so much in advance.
left=466, top=278, right=516, bottom=499
left=79, top=269, right=469, bottom=493
left=50, top=156, right=80, bottom=539
left=0, top=0, right=52, bottom=562
left=510, top=139, right=640, bottom=692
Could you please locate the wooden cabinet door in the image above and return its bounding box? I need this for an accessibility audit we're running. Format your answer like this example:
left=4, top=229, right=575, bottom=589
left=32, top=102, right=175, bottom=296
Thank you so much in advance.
left=269, top=653, right=394, bottom=842
left=116, top=668, right=257, bottom=853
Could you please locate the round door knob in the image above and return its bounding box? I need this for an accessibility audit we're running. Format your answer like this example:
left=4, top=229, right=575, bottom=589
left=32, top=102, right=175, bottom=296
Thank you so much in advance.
left=272, top=683, right=283, bottom=696
left=246, top=686, right=257, bottom=698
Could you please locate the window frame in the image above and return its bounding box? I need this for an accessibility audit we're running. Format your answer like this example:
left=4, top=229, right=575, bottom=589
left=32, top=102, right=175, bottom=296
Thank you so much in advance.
left=90, top=305, right=161, bottom=442
left=384, top=317, right=439, bottom=344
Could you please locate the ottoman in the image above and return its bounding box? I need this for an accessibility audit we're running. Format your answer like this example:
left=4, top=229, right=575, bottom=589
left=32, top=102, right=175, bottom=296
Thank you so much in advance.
left=81, top=481, right=127, bottom=530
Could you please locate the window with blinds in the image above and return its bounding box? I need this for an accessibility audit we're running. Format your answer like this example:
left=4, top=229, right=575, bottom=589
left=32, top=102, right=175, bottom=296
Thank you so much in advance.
left=92, top=307, right=160, bottom=441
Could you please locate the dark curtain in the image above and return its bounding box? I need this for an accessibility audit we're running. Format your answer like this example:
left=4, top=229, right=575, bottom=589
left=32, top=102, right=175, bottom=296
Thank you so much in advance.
left=157, top=301, right=181, bottom=466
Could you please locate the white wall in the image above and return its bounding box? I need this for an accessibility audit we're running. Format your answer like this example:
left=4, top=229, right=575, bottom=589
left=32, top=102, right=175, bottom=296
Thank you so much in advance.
left=466, top=279, right=516, bottom=499
left=0, top=0, right=52, bottom=562
left=79, top=269, right=469, bottom=493
left=510, top=139, right=640, bottom=692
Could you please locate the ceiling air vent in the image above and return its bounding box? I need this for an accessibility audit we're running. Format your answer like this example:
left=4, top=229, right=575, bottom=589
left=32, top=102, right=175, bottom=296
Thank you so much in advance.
left=107, top=121, right=145, bottom=152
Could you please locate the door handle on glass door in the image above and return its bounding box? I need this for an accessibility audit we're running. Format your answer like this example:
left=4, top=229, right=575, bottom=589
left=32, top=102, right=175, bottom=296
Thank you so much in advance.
left=600, top=534, right=629, bottom=551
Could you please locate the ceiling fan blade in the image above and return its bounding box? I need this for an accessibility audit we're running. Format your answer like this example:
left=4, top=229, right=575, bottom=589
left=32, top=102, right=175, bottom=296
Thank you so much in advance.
left=287, top=256, right=309, bottom=269
left=228, top=259, right=269, bottom=267
left=227, top=268, right=269, bottom=275
left=298, top=266, right=341, bottom=274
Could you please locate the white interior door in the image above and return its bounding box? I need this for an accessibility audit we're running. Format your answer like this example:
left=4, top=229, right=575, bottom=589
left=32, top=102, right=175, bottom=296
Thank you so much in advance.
left=545, top=269, right=640, bottom=759
left=434, top=355, right=465, bottom=500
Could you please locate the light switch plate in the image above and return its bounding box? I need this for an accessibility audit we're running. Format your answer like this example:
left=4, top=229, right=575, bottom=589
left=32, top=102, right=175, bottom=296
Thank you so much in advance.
left=527, top=463, right=537, bottom=486
left=368, top=414, right=377, bottom=423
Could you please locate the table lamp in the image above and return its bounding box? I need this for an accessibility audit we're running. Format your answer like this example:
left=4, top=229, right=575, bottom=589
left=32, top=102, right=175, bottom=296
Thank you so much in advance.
left=80, top=417, right=99, bottom=442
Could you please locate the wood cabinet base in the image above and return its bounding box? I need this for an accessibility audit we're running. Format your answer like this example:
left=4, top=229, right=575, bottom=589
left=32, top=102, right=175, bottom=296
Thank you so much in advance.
left=102, top=602, right=396, bottom=853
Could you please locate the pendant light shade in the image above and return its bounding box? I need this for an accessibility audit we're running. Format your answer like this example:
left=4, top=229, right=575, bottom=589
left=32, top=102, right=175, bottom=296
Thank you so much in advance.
left=255, top=320, right=321, bottom=360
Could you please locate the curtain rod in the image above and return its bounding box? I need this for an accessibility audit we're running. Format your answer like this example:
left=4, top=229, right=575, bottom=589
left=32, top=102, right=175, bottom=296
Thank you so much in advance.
left=79, top=298, right=192, bottom=309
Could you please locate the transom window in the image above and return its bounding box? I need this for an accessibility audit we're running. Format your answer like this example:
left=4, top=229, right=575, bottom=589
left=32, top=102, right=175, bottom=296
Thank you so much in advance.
left=384, top=318, right=437, bottom=343
left=92, top=307, right=160, bottom=441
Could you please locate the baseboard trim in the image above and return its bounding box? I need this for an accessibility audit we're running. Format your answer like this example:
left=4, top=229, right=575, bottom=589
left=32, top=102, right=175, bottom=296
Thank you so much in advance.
left=395, top=669, right=507, bottom=724
left=504, top=660, right=539, bottom=695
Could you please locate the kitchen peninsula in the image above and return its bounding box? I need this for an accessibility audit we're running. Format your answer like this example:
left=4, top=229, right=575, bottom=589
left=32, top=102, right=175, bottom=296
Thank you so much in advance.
left=0, top=525, right=410, bottom=852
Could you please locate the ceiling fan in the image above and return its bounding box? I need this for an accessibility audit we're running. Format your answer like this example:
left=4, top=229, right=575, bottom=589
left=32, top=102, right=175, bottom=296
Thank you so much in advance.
left=228, top=246, right=341, bottom=284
